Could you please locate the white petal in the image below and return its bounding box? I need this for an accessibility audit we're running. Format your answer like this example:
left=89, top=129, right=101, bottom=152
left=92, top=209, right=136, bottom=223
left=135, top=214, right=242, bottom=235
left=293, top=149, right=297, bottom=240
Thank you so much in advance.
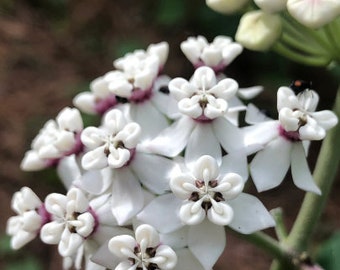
left=287, top=0, right=340, bottom=29
left=188, top=219, right=226, bottom=270
left=129, top=101, right=169, bottom=140
left=73, top=92, right=97, bottom=114
left=141, top=117, right=195, bottom=157
left=245, top=103, right=272, bottom=124
left=57, top=107, right=83, bottom=132
left=137, top=194, right=183, bottom=234
left=152, top=245, right=178, bottom=269
left=250, top=137, right=292, bottom=192
left=135, top=224, right=160, bottom=251
left=66, top=188, right=89, bottom=213
left=108, top=234, right=136, bottom=258
left=185, top=124, right=222, bottom=166
left=130, top=152, right=175, bottom=194
left=170, top=174, right=197, bottom=200
left=206, top=0, right=249, bottom=14
left=107, top=147, right=131, bottom=169
left=291, top=143, right=321, bottom=194
left=159, top=227, right=189, bottom=250
left=44, top=193, right=67, bottom=217
left=81, top=127, right=106, bottom=149
left=91, top=240, right=123, bottom=269
left=192, top=155, right=219, bottom=182
left=310, top=110, right=338, bottom=130
left=169, top=78, right=195, bottom=100
left=10, top=229, right=36, bottom=250
left=238, top=86, right=263, bottom=100
left=217, top=173, right=244, bottom=200
left=212, top=117, right=245, bottom=153
left=58, top=229, right=84, bottom=257
left=228, top=193, right=275, bottom=234
left=220, top=153, right=248, bottom=181
left=82, top=146, right=108, bottom=170
left=207, top=201, right=234, bottom=225
left=57, top=155, right=81, bottom=189
left=40, top=221, right=64, bottom=244
left=254, top=0, right=287, bottom=13
left=174, top=248, right=205, bottom=270
left=111, top=168, right=144, bottom=225
left=20, top=150, right=47, bottom=171
left=179, top=201, right=206, bottom=225
left=75, top=168, right=112, bottom=195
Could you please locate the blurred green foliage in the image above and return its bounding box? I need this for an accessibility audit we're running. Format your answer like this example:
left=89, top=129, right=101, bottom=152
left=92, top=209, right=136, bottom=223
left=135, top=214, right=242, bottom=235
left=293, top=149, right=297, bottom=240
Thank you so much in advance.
left=317, top=232, right=340, bottom=270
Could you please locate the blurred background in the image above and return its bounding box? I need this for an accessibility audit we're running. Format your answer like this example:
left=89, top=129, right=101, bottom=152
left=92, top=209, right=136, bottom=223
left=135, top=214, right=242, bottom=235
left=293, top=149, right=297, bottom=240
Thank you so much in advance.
left=0, top=0, right=339, bottom=269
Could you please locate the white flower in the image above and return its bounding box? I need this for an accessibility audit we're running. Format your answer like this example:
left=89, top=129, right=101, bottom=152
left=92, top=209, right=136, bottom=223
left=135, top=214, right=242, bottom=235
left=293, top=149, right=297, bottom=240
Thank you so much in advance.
left=244, top=85, right=337, bottom=194
left=20, top=107, right=84, bottom=171
left=81, top=109, right=141, bottom=170
left=235, top=10, right=282, bottom=51
left=206, top=0, right=250, bottom=14
left=287, top=0, right=340, bottom=29
left=137, top=155, right=274, bottom=270
left=6, top=187, right=49, bottom=249
left=180, top=36, right=243, bottom=72
left=114, top=42, right=169, bottom=72
left=107, top=224, right=177, bottom=270
left=277, top=86, right=338, bottom=141
left=40, top=188, right=97, bottom=256
left=141, top=66, right=245, bottom=165
left=254, top=0, right=287, bottom=13
left=170, top=155, right=244, bottom=226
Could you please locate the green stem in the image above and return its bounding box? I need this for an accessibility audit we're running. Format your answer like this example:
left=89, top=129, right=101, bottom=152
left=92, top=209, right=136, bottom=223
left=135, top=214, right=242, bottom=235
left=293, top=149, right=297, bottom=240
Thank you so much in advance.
left=273, top=42, right=330, bottom=66
left=271, top=208, right=288, bottom=242
left=227, top=229, right=292, bottom=263
left=284, top=88, right=340, bottom=252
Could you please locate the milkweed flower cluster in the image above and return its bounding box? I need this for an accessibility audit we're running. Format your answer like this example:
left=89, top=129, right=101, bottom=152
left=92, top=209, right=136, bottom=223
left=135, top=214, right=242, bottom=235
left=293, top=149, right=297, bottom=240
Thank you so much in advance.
left=7, top=35, right=338, bottom=270
left=206, top=0, right=340, bottom=66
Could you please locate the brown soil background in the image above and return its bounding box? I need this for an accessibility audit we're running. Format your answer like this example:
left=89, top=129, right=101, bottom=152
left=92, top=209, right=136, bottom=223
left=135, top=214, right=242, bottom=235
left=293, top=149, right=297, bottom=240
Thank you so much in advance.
left=0, top=1, right=339, bottom=269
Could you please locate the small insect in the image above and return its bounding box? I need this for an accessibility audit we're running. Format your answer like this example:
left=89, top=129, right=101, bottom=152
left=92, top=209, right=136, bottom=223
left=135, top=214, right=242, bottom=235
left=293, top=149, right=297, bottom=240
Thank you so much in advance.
left=289, top=80, right=312, bottom=94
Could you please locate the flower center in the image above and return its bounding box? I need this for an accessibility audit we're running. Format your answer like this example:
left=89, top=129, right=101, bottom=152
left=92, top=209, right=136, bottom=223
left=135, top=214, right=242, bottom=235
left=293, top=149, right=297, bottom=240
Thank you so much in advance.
left=189, top=180, right=225, bottom=213
left=129, top=245, right=159, bottom=270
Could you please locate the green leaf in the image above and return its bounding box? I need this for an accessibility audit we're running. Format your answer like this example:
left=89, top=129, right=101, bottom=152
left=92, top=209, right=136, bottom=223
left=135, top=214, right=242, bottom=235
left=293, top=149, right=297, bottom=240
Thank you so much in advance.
left=6, top=257, right=43, bottom=270
left=317, top=232, right=340, bottom=270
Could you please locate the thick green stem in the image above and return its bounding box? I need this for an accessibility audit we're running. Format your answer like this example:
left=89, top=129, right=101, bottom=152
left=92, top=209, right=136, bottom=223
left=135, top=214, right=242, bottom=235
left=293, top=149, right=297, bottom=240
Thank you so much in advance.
left=284, top=89, right=340, bottom=251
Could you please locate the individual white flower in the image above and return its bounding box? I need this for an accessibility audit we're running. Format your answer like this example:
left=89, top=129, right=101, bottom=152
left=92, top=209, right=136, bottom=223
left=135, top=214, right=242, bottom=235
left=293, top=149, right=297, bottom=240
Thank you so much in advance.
left=20, top=107, right=84, bottom=171
left=287, top=0, right=340, bottom=29
left=277, top=86, right=338, bottom=141
left=137, top=155, right=274, bottom=270
left=81, top=109, right=141, bottom=170
left=40, top=187, right=131, bottom=270
left=6, top=187, right=50, bottom=249
left=206, top=0, right=250, bottom=14
left=180, top=36, right=243, bottom=72
left=244, top=84, right=338, bottom=194
left=235, top=10, right=282, bottom=51
left=254, top=0, right=287, bottom=13
left=114, top=42, right=169, bottom=72
left=107, top=224, right=177, bottom=270
left=141, top=66, right=245, bottom=165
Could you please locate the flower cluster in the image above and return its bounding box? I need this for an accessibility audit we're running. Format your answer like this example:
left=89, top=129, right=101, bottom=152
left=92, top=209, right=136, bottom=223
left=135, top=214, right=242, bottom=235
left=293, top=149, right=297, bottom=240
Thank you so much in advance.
left=206, top=0, right=340, bottom=66
left=7, top=35, right=337, bottom=270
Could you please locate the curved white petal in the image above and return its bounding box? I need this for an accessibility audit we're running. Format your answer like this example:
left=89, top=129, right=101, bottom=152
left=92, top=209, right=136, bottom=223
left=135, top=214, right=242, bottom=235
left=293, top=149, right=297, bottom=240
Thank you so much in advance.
left=75, top=168, right=112, bottom=195
left=135, top=224, right=160, bottom=251
left=130, top=101, right=169, bottom=140
left=179, top=201, right=206, bottom=225
left=137, top=194, right=183, bottom=234
left=107, top=147, right=131, bottom=168
left=20, top=150, right=47, bottom=171
left=130, top=152, right=176, bottom=194
left=212, top=117, right=244, bottom=153
left=174, top=248, right=205, bottom=270
left=185, top=124, right=222, bottom=166
left=250, top=137, right=292, bottom=192
left=188, top=219, right=226, bottom=270
left=291, top=143, right=321, bottom=194
left=207, top=201, right=234, bottom=225
left=151, top=245, right=178, bottom=269
left=108, top=234, right=136, bottom=258
left=228, top=193, right=275, bottom=234
left=82, top=146, right=108, bottom=170
left=58, top=229, right=84, bottom=257
left=111, top=168, right=144, bottom=225
left=73, top=92, right=97, bottom=114
left=220, top=153, right=249, bottom=181
left=141, top=117, right=195, bottom=157
left=170, top=173, right=197, bottom=200
left=238, top=86, right=264, bottom=100
left=310, top=110, right=338, bottom=130
left=40, top=221, right=64, bottom=244
left=57, top=155, right=81, bottom=189
left=192, top=155, right=219, bottom=182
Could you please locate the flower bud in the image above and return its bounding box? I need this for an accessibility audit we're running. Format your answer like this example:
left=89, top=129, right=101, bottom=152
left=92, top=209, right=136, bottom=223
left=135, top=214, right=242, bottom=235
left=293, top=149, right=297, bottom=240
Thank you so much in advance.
left=287, top=0, right=340, bottom=29
left=206, top=0, right=249, bottom=14
left=254, top=0, right=287, bottom=13
left=235, top=10, right=282, bottom=51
